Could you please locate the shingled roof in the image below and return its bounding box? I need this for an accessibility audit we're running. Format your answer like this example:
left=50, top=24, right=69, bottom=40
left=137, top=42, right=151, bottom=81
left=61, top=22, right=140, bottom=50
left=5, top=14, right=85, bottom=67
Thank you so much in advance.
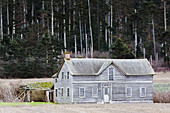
left=53, top=58, right=155, bottom=77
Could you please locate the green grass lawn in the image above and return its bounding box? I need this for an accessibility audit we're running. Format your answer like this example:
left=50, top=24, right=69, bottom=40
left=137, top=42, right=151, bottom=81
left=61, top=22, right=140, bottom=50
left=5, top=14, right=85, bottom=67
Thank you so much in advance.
left=154, top=83, right=170, bottom=92
left=0, top=102, right=56, bottom=106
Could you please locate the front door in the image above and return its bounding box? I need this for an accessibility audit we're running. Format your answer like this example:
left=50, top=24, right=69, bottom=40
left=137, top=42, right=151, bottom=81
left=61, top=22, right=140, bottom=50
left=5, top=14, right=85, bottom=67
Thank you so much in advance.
left=103, top=87, right=109, bottom=102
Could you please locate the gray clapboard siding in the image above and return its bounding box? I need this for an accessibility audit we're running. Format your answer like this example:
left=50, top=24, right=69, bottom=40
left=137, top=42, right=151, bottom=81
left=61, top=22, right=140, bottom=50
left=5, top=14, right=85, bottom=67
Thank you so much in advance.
left=54, top=63, right=73, bottom=103
left=73, top=84, right=100, bottom=103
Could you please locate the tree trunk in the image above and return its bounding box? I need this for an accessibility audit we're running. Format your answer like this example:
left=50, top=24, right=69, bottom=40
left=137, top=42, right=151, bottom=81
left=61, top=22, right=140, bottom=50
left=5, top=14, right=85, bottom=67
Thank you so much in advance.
left=23, top=0, right=26, bottom=28
left=135, top=23, right=137, bottom=58
left=110, top=1, right=113, bottom=45
left=37, top=19, right=40, bottom=39
left=150, top=55, right=152, bottom=65
left=79, top=12, right=83, bottom=54
left=152, top=14, right=156, bottom=60
left=51, top=0, right=54, bottom=36
left=74, top=35, right=77, bottom=58
left=105, top=15, right=107, bottom=43
left=134, top=9, right=137, bottom=58
left=12, top=0, right=16, bottom=39
left=108, top=11, right=111, bottom=48
left=0, top=4, right=3, bottom=40
left=125, top=16, right=127, bottom=32
left=57, top=4, right=59, bottom=40
left=97, top=0, right=100, bottom=51
left=42, top=1, right=45, bottom=27
left=63, top=0, right=66, bottom=52
left=84, top=23, right=88, bottom=58
left=73, top=0, right=76, bottom=54
left=32, top=1, right=34, bottom=25
left=164, top=1, right=167, bottom=30
left=143, top=48, right=145, bottom=59
left=88, top=0, right=93, bottom=58
left=163, top=1, right=167, bottom=61
left=86, top=34, right=88, bottom=58
left=7, top=0, right=10, bottom=36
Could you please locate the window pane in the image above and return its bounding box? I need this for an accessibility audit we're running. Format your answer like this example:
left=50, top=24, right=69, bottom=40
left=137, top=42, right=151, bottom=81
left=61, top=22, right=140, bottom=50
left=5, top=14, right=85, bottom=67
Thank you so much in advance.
left=62, top=72, right=64, bottom=79
left=142, top=88, right=145, bottom=94
left=105, top=88, right=109, bottom=95
left=56, top=89, right=58, bottom=97
left=109, top=75, right=113, bottom=80
left=126, top=87, right=132, bottom=97
left=67, top=72, right=69, bottom=79
left=109, top=68, right=113, bottom=74
left=61, top=88, right=63, bottom=96
left=140, top=88, right=146, bottom=97
left=79, top=88, right=85, bottom=97
left=67, top=88, right=70, bottom=97
left=93, top=88, right=98, bottom=97
left=109, top=68, right=114, bottom=81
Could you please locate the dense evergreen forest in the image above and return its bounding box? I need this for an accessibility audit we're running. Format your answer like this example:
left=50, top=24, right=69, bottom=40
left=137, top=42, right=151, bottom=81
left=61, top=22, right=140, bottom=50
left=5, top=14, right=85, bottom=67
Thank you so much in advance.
left=0, top=0, right=169, bottom=78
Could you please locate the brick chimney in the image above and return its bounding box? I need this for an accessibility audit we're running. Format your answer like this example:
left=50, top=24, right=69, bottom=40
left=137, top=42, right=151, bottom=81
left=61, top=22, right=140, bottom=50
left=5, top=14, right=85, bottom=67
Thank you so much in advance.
left=65, top=52, right=70, bottom=60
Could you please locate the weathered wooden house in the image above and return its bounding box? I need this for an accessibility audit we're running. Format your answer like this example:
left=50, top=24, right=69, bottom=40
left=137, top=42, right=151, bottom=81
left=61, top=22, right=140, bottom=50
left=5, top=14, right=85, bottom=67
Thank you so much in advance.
left=53, top=57, right=155, bottom=103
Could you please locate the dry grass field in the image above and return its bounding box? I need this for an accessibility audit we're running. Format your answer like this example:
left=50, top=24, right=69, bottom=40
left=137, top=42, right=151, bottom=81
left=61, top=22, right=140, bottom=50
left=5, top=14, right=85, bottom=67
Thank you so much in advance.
left=0, top=72, right=170, bottom=113
left=0, top=78, right=53, bottom=86
left=154, top=72, right=170, bottom=83
left=0, top=72, right=169, bottom=85
left=0, top=103, right=170, bottom=113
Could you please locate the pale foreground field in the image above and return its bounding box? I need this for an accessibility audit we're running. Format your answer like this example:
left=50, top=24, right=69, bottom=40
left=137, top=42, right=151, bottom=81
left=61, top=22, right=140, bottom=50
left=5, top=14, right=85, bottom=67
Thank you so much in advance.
left=0, top=103, right=170, bottom=113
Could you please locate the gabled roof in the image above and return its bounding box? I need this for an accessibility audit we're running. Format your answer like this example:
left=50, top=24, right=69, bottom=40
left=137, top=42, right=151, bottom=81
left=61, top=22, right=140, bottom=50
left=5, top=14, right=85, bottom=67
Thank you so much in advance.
left=53, top=58, right=155, bottom=77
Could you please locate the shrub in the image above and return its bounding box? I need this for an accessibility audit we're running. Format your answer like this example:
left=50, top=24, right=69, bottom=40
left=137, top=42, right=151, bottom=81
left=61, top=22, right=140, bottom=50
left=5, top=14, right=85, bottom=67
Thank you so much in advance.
left=0, top=81, right=21, bottom=102
left=110, top=38, right=135, bottom=59
left=154, top=91, right=170, bottom=103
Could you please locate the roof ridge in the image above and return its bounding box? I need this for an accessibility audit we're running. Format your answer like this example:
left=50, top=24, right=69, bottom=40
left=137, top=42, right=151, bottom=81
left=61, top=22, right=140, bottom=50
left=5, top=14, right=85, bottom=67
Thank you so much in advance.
left=68, top=58, right=148, bottom=60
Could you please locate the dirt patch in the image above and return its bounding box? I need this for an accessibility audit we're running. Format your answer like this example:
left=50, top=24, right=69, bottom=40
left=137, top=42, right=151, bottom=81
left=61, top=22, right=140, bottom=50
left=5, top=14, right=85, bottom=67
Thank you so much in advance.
left=0, top=103, right=170, bottom=113
left=153, top=72, right=170, bottom=83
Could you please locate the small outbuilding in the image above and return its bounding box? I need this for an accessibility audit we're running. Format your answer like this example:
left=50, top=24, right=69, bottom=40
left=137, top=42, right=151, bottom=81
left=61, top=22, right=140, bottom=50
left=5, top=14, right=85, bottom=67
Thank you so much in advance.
left=12, top=82, right=54, bottom=102
left=53, top=58, right=155, bottom=103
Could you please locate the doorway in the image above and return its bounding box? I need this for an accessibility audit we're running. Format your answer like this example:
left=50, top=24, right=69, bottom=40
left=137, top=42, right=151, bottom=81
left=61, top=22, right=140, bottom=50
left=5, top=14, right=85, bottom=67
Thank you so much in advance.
left=103, top=87, right=109, bottom=102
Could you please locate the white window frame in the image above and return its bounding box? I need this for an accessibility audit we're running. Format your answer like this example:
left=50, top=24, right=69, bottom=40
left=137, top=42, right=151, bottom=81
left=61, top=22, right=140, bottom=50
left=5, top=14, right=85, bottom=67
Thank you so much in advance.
left=66, top=88, right=70, bottom=98
left=92, top=87, right=98, bottom=98
left=125, top=87, right=132, bottom=97
left=79, top=87, right=85, bottom=98
left=108, top=67, right=114, bottom=81
left=140, top=87, right=146, bottom=97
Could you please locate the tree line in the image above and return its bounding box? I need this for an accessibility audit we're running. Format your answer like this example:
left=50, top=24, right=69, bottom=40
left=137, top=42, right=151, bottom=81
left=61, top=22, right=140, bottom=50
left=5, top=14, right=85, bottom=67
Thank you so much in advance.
left=0, top=0, right=169, bottom=78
